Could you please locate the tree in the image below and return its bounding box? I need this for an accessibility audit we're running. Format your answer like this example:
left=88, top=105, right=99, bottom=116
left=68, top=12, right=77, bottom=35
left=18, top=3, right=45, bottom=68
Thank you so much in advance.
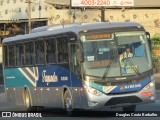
left=152, top=33, right=160, bottom=72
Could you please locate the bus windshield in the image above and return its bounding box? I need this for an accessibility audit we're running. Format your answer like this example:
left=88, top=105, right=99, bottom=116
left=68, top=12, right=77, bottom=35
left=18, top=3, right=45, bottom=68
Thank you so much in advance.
left=80, top=31, right=152, bottom=78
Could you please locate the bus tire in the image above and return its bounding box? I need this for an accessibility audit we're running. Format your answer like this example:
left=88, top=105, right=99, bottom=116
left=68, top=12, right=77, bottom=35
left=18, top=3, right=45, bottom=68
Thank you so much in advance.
left=24, top=89, right=35, bottom=111
left=36, top=106, right=44, bottom=111
left=64, top=90, right=73, bottom=116
left=122, top=105, right=136, bottom=112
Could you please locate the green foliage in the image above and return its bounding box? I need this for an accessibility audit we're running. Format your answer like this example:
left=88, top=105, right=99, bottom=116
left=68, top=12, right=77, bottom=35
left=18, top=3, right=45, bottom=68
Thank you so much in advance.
left=151, top=33, right=160, bottom=66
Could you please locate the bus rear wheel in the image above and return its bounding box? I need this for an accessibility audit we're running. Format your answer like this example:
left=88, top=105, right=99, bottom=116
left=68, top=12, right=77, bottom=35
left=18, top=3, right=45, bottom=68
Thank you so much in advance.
left=123, top=105, right=136, bottom=112
left=64, top=90, right=73, bottom=116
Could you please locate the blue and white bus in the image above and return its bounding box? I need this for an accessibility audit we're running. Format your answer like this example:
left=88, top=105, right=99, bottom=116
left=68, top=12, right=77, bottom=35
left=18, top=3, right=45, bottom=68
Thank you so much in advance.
left=3, top=22, right=155, bottom=114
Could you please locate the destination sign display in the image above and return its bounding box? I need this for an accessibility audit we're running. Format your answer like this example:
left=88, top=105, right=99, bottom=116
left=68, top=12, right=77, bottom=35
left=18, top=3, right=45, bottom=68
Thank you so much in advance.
left=90, top=60, right=112, bottom=68
left=85, top=33, right=112, bottom=40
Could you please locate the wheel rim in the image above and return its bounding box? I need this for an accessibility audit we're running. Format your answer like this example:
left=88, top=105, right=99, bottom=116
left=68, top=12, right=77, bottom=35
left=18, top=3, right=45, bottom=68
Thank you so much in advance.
left=65, top=96, right=72, bottom=112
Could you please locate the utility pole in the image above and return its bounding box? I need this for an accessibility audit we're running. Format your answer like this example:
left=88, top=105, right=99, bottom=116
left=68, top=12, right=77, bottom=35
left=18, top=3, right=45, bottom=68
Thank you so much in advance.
left=69, top=0, right=72, bottom=22
left=101, top=7, right=105, bottom=22
left=26, top=0, right=32, bottom=33
left=39, top=0, right=41, bottom=18
left=4, top=24, right=6, bottom=37
left=73, top=9, right=76, bottom=23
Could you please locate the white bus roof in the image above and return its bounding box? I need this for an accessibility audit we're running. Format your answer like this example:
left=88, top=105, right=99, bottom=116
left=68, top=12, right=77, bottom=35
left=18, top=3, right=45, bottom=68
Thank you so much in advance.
left=3, top=22, right=144, bottom=43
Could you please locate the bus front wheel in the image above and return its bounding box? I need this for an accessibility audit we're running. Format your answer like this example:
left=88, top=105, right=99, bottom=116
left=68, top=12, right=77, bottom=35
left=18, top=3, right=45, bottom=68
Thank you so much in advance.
left=64, top=90, right=73, bottom=116
left=24, top=89, right=36, bottom=111
left=122, top=105, right=136, bottom=112
left=24, top=90, right=31, bottom=111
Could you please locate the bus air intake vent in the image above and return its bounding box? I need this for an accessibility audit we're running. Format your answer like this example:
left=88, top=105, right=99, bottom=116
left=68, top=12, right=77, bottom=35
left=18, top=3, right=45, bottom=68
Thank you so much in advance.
left=106, top=90, right=140, bottom=96
left=104, top=96, right=142, bottom=106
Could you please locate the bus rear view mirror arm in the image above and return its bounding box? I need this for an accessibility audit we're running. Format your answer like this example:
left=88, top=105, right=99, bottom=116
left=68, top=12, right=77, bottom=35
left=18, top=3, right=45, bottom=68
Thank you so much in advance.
left=146, top=32, right=152, bottom=50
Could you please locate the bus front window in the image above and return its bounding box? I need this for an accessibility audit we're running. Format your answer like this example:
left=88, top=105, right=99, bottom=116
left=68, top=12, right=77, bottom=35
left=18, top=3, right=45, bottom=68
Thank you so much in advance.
left=80, top=31, right=152, bottom=78
left=117, top=31, right=152, bottom=76
left=80, top=33, right=121, bottom=77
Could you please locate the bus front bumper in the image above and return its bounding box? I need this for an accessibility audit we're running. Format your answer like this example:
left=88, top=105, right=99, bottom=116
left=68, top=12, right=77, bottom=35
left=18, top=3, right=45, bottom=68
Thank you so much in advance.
left=83, top=84, right=156, bottom=110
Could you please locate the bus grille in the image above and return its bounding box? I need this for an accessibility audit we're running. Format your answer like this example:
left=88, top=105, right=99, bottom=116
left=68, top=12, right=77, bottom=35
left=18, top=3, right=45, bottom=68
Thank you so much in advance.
left=106, top=90, right=140, bottom=96
left=104, top=96, right=142, bottom=106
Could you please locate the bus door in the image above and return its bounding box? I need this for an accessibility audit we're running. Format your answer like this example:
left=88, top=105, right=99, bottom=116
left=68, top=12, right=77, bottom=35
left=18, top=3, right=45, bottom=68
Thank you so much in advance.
left=69, top=43, right=81, bottom=83
left=69, top=44, right=77, bottom=74
left=69, top=43, right=82, bottom=108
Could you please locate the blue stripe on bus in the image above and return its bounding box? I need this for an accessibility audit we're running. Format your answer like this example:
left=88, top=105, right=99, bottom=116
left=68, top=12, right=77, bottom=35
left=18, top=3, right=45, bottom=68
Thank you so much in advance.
left=89, top=77, right=151, bottom=94
left=4, top=66, right=83, bottom=87
left=89, top=82, right=104, bottom=92
left=109, top=77, right=151, bottom=94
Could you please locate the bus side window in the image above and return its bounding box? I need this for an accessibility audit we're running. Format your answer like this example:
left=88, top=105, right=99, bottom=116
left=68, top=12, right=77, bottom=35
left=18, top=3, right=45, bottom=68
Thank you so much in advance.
left=46, top=38, right=56, bottom=64
left=70, top=44, right=77, bottom=73
left=57, top=36, right=68, bottom=63
left=16, top=43, right=24, bottom=66
left=8, top=45, right=15, bottom=67
left=4, top=46, right=8, bottom=67
left=35, top=40, right=44, bottom=65
left=25, top=42, right=34, bottom=65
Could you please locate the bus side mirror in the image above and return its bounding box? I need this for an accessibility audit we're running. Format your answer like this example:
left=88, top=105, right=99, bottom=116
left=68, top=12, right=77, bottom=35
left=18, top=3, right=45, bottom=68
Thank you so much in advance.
left=146, top=32, right=152, bottom=50
left=76, top=48, right=83, bottom=62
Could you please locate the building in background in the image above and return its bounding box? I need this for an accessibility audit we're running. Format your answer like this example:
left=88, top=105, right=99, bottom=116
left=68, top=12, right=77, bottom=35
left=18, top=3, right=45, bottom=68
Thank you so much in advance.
left=45, top=0, right=160, bottom=37
left=0, top=0, right=49, bottom=39
left=0, top=0, right=51, bottom=84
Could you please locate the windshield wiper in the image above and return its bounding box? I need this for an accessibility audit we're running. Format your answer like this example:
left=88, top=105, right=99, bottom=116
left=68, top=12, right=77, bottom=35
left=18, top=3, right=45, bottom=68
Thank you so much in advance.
left=125, top=57, right=143, bottom=79
left=102, top=45, right=115, bottom=81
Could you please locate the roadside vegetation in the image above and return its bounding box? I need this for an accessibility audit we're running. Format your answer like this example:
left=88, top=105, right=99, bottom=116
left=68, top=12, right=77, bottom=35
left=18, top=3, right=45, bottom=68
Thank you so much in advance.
left=151, top=33, right=160, bottom=90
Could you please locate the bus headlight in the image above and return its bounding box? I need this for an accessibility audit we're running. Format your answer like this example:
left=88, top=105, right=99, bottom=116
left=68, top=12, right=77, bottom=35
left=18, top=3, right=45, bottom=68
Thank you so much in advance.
left=143, top=82, right=154, bottom=91
left=88, top=87, right=103, bottom=96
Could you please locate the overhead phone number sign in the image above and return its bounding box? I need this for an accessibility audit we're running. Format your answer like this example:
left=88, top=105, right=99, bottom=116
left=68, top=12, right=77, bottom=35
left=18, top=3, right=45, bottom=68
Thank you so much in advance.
left=71, top=0, right=134, bottom=7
